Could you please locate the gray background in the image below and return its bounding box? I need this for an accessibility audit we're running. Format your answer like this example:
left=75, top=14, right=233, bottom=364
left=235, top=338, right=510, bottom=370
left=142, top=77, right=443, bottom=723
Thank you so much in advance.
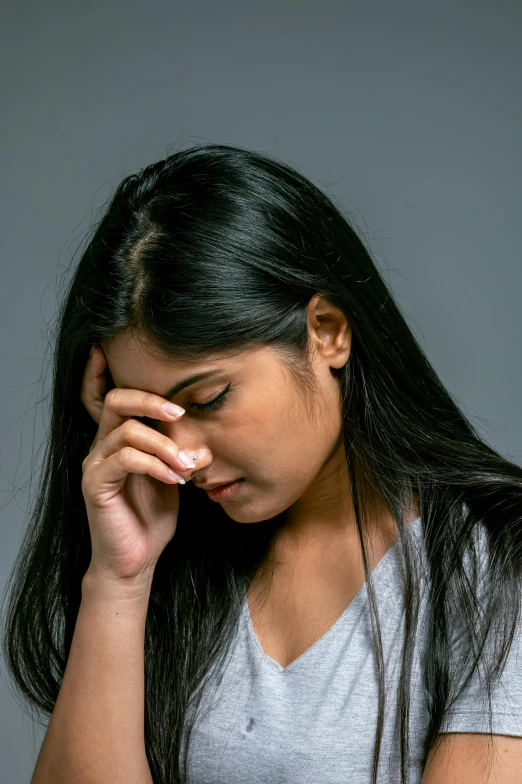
left=1, top=0, right=521, bottom=779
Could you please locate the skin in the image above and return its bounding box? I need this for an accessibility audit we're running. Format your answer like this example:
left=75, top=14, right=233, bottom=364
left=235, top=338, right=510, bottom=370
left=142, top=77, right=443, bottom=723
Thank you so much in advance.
left=421, top=733, right=522, bottom=783
left=89, top=292, right=522, bottom=781
left=96, top=292, right=418, bottom=666
left=100, top=294, right=409, bottom=562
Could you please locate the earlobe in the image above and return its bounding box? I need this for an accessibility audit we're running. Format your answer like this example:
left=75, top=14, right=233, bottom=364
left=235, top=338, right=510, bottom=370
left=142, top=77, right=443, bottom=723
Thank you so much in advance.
left=80, top=398, right=102, bottom=426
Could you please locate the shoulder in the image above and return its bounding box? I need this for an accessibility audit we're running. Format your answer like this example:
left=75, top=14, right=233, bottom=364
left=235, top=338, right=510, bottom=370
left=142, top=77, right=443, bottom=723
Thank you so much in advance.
left=420, top=512, right=522, bottom=781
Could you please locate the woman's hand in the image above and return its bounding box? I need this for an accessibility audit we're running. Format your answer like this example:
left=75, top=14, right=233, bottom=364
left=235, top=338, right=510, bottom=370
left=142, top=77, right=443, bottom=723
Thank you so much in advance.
left=79, top=345, right=196, bottom=585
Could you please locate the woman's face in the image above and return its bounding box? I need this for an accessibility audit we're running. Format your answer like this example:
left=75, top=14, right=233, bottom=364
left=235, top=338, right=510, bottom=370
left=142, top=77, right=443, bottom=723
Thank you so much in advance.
left=101, top=295, right=353, bottom=539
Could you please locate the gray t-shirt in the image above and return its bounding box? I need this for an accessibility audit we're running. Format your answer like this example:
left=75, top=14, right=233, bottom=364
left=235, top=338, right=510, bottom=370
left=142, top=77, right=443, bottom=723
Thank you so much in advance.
left=183, top=515, right=522, bottom=783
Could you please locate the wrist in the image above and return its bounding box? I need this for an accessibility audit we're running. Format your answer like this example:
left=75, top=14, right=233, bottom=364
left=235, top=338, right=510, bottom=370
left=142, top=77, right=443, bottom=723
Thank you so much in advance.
left=82, top=566, right=155, bottom=604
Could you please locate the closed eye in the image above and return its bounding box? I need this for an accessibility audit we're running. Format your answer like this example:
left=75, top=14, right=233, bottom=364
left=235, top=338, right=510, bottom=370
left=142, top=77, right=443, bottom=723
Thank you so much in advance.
left=189, top=383, right=231, bottom=413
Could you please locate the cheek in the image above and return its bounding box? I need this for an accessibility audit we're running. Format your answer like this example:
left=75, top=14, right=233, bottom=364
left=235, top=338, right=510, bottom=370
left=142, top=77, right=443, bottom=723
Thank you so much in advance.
left=218, top=409, right=275, bottom=451
left=247, top=404, right=313, bottom=465
left=212, top=405, right=288, bottom=465
left=215, top=392, right=330, bottom=471
left=274, top=402, right=339, bottom=467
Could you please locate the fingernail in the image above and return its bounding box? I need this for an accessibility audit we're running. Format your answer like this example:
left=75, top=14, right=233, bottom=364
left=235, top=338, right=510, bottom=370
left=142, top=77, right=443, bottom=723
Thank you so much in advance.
left=178, top=450, right=197, bottom=468
left=168, top=469, right=186, bottom=484
left=162, top=402, right=185, bottom=417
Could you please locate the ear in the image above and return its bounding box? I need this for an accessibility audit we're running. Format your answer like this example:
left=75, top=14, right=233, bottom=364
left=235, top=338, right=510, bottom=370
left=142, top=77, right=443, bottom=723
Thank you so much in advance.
left=307, top=292, right=352, bottom=370
left=80, top=344, right=114, bottom=426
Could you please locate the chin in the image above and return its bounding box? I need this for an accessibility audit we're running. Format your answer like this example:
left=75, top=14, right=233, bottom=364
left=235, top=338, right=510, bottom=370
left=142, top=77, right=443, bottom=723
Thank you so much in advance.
left=225, top=509, right=273, bottom=524
left=225, top=499, right=294, bottom=526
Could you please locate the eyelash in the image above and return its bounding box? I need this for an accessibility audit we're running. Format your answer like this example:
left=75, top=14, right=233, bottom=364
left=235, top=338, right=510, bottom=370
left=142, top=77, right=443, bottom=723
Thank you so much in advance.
left=189, top=383, right=231, bottom=413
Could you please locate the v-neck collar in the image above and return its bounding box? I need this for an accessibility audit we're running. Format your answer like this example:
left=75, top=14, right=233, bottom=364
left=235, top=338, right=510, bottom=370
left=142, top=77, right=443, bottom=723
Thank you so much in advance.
left=243, top=515, right=422, bottom=673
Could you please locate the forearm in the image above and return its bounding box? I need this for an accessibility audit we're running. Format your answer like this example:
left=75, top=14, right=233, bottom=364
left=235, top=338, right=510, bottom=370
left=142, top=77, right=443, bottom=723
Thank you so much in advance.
left=31, top=571, right=154, bottom=784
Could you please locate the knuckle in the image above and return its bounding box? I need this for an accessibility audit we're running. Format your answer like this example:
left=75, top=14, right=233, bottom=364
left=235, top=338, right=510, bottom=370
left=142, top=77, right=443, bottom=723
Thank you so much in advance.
left=82, top=443, right=98, bottom=469
left=119, top=445, right=134, bottom=464
left=122, top=418, right=140, bottom=437
left=104, top=387, right=118, bottom=406
left=142, top=390, right=158, bottom=409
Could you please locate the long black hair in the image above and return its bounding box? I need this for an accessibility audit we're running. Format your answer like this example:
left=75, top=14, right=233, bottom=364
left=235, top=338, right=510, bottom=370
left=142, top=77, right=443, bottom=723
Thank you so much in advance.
left=2, top=142, right=522, bottom=784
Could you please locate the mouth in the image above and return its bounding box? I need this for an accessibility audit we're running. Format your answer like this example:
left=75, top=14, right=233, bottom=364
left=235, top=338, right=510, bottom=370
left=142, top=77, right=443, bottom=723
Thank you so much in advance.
left=204, top=478, right=245, bottom=502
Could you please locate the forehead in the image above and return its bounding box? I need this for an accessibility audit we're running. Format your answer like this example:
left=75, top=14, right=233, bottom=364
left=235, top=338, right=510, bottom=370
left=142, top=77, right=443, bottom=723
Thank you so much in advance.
left=101, top=332, right=232, bottom=384
left=101, top=333, right=279, bottom=395
left=103, top=332, right=222, bottom=366
left=103, top=332, right=279, bottom=367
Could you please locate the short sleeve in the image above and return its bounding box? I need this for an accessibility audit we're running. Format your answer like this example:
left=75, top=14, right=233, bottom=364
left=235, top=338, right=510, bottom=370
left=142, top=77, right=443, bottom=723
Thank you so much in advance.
left=439, top=614, right=522, bottom=736
left=439, top=522, right=522, bottom=736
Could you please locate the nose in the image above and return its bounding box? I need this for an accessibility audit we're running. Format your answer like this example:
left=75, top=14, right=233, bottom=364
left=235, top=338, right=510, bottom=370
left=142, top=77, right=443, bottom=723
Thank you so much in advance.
left=178, top=448, right=213, bottom=482
left=186, top=450, right=200, bottom=473
left=162, top=420, right=210, bottom=479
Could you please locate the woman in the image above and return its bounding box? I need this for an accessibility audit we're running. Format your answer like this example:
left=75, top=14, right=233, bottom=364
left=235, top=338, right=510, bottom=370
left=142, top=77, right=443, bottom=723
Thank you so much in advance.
left=3, top=143, right=522, bottom=784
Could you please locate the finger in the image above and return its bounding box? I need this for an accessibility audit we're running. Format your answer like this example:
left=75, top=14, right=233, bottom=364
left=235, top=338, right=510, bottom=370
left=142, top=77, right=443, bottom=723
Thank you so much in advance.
left=83, top=445, right=185, bottom=496
left=95, top=388, right=189, bottom=458
left=85, top=417, right=196, bottom=477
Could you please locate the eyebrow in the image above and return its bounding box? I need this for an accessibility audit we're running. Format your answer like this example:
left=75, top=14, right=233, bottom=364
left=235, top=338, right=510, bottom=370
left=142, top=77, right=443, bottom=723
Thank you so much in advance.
left=162, top=369, right=224, bottom=400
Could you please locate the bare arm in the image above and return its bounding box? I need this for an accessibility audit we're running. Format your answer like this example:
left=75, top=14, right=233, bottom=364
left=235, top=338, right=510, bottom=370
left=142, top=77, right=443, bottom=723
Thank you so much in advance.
left=31, top=570, right=154, bottom=784
left=421, top=732, right=522, bottom=783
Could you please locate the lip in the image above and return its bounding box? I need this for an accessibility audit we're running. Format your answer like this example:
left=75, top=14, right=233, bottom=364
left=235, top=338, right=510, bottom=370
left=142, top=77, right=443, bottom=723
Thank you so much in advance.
left=195, top=478, right=243, bottom=491
left=203, top=479, right=244, bottom=502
